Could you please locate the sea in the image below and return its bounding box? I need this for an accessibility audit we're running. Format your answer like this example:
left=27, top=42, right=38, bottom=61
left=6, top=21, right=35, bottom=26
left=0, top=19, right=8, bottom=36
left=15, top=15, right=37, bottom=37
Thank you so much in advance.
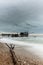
left=0, top=36, right=43, bottom=44
left=8, top=36, right=43, bottom=44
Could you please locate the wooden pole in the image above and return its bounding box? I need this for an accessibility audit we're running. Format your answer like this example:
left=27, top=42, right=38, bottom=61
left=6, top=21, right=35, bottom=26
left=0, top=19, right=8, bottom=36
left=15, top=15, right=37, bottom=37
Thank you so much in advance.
left=5, top=43, right=18, bottom=65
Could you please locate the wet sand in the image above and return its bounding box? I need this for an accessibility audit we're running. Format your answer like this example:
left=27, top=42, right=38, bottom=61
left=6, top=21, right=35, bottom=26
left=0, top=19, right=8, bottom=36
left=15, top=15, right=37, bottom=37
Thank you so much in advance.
left=0, top=43, right=43, bottom=65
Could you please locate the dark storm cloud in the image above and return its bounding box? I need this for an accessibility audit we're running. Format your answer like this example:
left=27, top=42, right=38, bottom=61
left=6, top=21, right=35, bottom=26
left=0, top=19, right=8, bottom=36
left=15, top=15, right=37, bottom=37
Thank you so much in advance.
left=0, top=1, right=38, bottom=25
left=0, top=0, right=43, bottom=32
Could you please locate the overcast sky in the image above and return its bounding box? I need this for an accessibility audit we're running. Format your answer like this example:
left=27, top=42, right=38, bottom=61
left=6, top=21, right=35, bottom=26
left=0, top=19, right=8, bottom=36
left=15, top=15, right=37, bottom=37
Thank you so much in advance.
left=0, top=0, right=43, bottom=33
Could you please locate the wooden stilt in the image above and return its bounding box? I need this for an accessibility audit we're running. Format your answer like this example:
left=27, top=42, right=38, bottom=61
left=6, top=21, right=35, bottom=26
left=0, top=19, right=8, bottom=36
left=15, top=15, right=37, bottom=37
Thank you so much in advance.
left=5, top=43, right=19, bottom=65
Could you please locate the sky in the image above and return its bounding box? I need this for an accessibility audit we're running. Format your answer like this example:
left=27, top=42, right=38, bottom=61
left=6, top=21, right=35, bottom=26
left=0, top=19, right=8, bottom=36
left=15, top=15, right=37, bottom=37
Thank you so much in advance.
left=0, top=0, right=43, bottom=33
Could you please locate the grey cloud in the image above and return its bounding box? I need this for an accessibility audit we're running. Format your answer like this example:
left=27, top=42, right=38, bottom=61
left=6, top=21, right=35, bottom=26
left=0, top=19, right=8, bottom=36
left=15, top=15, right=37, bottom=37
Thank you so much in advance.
left=0, top=0, right=43, bottom=32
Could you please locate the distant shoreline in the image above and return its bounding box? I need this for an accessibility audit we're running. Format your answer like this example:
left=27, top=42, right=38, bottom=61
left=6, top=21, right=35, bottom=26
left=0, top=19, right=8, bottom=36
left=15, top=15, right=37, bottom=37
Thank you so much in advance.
left=29, top=34, right=43, bottom=37
left=0, top=32, right=43, bottom=37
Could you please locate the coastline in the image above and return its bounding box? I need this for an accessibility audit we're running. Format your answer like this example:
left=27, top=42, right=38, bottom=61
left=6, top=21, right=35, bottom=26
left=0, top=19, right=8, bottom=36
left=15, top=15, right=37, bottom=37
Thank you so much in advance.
left=0, top=43, right=43, bottom=65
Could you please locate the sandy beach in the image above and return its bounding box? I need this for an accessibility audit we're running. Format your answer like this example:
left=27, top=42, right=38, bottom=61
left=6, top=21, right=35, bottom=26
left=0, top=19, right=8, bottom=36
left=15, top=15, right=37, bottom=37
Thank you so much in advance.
left=0, top=42, right=43, bottom=65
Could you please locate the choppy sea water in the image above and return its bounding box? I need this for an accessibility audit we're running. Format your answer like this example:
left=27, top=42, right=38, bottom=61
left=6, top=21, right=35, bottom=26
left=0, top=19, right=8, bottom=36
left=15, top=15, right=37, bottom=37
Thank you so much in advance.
left=11, top=36, right=43, bottom=44
left=0, top=36, right=43, bottom=44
